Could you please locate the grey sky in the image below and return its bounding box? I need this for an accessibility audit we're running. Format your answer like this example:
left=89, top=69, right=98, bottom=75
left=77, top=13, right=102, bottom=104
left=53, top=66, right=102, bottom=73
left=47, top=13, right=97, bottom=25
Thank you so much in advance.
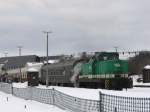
left=0, top=0, right=150, bottom=57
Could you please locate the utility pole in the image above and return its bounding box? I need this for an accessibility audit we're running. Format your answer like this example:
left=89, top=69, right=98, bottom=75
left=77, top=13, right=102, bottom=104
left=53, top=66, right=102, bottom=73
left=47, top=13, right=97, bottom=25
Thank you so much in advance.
left=17, top=46, right=23, bottom=82
left=114, top=46, right=118, bottom=53
left=17, top=46, right=22, bottom=56
left=43, top=31, right=52, bottom=87
left=3, top=52, right=8, bottom=76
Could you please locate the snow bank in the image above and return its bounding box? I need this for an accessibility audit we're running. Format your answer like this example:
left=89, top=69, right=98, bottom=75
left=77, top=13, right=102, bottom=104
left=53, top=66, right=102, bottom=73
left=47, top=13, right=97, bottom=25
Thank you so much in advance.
left=13, top=82, right=28, bottom=88
left=38, top=85, right=150, bottom=99
left=131, top=75, right=150, bottom=86
left=12, top=82, right=150, bottom=100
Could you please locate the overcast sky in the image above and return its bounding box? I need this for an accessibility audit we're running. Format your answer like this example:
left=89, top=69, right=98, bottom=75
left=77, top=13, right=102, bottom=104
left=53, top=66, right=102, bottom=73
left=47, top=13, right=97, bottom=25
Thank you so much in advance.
left=0, top=0, right=150, bottom=57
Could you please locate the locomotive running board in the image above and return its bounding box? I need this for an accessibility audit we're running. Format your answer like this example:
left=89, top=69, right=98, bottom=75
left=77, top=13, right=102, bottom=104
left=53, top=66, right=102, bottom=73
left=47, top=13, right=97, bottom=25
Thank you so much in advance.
left=79, top=74, right=128, bottom=79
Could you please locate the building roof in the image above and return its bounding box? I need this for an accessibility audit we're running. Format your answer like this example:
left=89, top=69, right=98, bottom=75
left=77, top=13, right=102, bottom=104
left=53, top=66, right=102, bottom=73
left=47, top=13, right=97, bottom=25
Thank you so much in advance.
left=41, top=58, right=77, bottom=70
left=27, top=68, right=38, bottom=72
left=39, top=55, right=64, bottom=62
left=0, top=55, right=40, bottom=70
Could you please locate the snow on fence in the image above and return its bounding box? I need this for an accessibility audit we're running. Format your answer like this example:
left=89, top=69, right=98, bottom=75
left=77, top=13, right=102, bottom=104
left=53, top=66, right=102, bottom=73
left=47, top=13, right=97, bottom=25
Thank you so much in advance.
left=0, top=83, right=99, bottom=112
left=1, top=82, right=150, bottom=112
left=54, top=89, right=99, bottom=112
left=13, top=87, right=31, bottom=100
left=31, top=87, right=54, bottom=105
left=101, top=93, right=150, bottom=112
left=0, top=82, right=12, bottom=94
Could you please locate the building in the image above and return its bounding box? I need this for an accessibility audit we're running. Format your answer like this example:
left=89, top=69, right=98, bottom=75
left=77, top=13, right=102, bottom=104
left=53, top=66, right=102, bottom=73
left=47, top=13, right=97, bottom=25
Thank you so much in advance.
left=0, top=54, right=68, bottom=82
left=0, top=55, right=40, bottom=82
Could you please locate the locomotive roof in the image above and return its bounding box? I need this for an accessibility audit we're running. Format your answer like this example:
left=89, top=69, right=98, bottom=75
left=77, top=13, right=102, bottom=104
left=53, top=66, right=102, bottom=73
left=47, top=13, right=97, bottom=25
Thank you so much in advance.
left=41, top=58, right=79, bottom=69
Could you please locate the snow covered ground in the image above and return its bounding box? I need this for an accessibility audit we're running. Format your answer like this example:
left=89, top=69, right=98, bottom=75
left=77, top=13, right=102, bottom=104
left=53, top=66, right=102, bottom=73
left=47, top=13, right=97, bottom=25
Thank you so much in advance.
left=4, top=79, right=150, bottom=112
left=131, top=75, right=150, bottom=86
left=52, top=86, right=150, bottom=98
left=0, top=91, right=69, bottom=112
left=12, top=80, right=150, bottom=100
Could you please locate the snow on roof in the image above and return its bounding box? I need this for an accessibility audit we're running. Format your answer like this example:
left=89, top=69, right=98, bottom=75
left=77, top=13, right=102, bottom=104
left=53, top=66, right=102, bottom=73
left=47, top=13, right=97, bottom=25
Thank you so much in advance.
left=49, top=60, right=58, bottom=63
left=27, top=68, right=38, bottom=72
left=43, top=60, right=59, bottom=63
left=144, top=65, right=150, bottom=69
left=26, top=62, right=43, bottom=67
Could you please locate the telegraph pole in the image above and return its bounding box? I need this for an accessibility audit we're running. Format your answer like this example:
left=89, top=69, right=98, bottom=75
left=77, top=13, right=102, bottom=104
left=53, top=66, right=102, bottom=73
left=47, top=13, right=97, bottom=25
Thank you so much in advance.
left=17, top=46, right=23, bottom=82
left=43, top=31, right=52, bottom=87
left=17, top=46, right=22, bottom=56
left=114, top=46, right=118, bottom=53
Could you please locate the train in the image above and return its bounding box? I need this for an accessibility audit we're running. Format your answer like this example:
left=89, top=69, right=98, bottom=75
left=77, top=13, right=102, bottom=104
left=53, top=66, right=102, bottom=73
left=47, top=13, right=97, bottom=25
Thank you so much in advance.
left=40, top=52, right=133, bottom=90
left=0, top=52, right=133, bottom=90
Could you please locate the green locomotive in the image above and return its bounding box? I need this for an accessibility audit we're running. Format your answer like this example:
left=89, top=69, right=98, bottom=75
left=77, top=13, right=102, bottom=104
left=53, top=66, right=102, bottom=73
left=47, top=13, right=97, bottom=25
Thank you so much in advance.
left=78, top=52, right=132, bottom=90
left=40, top=52, right=132, bottom=90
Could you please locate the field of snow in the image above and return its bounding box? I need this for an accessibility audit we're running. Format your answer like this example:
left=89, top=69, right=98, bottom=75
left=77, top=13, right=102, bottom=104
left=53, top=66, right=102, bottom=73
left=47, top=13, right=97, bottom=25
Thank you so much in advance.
left=13, top=80, right=150, bottom=100
left=52, top=86, right=150, bottom=98
left=3, top=74, right=150, bottom=112
left=3, top=79, right=150, bottom=112
left=0, top=91, right=69, bottom=112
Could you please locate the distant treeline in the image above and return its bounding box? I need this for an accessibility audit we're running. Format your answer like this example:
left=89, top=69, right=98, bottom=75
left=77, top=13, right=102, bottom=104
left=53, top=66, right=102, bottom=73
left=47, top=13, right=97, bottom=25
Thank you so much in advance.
left=129, top=51, right=150, bottom=74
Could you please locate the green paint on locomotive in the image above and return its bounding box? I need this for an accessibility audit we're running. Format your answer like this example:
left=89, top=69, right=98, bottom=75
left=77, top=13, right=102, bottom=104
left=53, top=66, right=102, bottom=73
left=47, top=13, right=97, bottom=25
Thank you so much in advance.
left=80, top=52, right=128, bottom=77
left=95, top=60, right=128, bottom=74
left=81, top=59, right=94, bottom=75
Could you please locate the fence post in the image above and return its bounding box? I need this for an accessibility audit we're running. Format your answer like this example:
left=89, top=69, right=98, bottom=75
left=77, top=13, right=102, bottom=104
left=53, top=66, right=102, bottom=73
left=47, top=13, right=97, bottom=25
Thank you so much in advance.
left=99, top=91, right=102, bottom=112
left=11, top=83, right=13, bottom=95
left=29, top=87, right=33, bottom=100
left=114, top=107, right=117, bottom=112
left=52, top=88, right=55, bottom=105
left=149, top=98, right=150, bottom=112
